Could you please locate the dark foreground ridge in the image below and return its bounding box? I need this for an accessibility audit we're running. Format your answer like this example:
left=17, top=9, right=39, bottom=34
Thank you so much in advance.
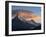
left=12, top=16, right=41, bottom=31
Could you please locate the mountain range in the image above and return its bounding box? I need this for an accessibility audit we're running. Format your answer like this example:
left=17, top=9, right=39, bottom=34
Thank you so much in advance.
left=12, top=10, right=41, bottom=31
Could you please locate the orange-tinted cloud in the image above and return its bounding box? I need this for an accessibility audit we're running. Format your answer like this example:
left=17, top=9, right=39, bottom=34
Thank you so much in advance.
left=16, top=12, right=41, bottom=23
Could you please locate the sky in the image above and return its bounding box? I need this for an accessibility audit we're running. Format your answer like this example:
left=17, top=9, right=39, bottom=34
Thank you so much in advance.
left=12, top=6, right=41, bottom=16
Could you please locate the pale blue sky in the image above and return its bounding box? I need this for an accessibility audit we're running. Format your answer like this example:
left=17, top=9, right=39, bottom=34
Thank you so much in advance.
left=12, top=6, right=41, bottom=16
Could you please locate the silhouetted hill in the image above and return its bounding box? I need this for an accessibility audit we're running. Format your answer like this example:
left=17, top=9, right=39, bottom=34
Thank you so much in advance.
left=12, top=16, right=41, bottom=31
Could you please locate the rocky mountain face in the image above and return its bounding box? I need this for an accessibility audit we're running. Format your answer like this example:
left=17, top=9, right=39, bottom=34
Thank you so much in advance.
left=12, top=11, right=41, bottom=31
